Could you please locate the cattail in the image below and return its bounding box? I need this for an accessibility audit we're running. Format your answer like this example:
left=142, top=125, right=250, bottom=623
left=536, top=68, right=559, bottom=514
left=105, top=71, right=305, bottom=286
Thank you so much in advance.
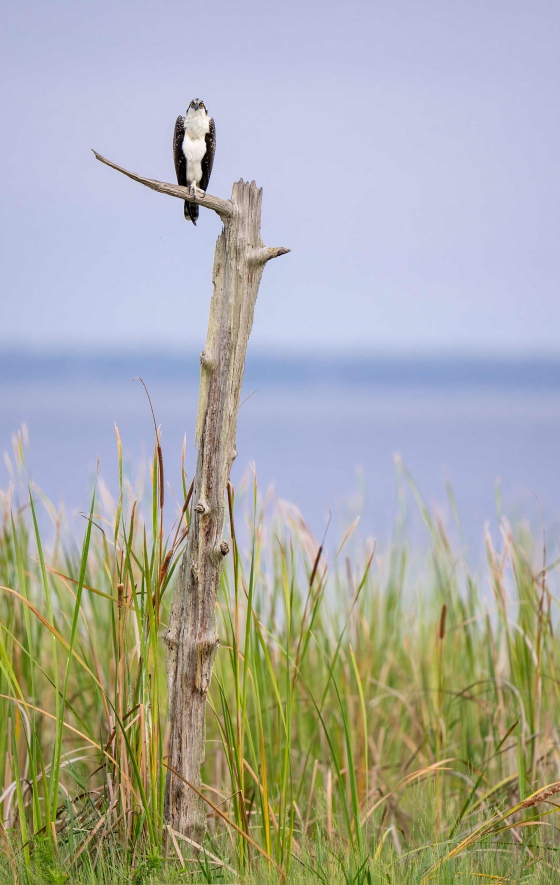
left=159, top=550, right=173, bottom=588
left=181, top=480, right=194, bottom=517
left=439, top=603, right=447, bottom=640
left=309, top=545, right=323, bottom=590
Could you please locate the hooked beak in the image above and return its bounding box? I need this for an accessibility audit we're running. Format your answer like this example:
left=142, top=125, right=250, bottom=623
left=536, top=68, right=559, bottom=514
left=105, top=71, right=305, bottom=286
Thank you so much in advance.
left=192, top=101, right=200, bottom=111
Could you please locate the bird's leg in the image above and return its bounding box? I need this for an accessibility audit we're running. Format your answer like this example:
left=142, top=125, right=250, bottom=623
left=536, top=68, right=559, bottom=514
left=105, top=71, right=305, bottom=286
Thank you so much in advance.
left=188, top=181, right=205, bottom=199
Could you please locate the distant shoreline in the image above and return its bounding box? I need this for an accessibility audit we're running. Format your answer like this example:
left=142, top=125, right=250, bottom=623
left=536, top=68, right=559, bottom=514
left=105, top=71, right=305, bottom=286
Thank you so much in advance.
left=3, top=350, right=560, bottom=391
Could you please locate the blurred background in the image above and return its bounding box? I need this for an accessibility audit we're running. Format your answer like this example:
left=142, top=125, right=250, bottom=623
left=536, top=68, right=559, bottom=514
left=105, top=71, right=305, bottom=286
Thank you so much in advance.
left=1, top=0, right=559, bottom=553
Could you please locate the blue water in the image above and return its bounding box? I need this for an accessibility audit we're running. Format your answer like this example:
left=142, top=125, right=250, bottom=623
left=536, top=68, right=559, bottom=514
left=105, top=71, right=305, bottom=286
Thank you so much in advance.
left=1, top=352, right=560, bottom=555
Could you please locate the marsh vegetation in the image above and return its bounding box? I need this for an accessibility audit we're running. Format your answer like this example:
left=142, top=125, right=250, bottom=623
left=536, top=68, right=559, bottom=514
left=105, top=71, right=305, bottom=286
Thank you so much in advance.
left=1, top=430, right=559, bottom=882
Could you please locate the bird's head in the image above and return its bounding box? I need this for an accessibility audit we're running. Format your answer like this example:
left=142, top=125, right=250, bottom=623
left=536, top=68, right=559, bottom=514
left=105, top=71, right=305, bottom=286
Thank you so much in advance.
left=187, top=98, right=207, bottom=115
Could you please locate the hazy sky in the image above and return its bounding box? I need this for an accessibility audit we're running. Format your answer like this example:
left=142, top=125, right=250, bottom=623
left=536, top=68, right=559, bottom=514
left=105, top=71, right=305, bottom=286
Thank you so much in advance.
left=1, top=0, right=559, bottom=355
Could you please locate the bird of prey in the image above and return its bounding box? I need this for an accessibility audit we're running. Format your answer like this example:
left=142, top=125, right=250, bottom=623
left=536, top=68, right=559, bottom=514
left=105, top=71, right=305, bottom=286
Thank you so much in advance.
left=173, top=99, right=216, bottom=224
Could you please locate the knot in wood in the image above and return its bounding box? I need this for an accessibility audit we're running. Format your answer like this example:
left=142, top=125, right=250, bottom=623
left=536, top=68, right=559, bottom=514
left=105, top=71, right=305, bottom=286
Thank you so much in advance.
left=195, top=634, right=220, bottom=694
left=194, top=500, right=209, bottom=515
left=199, top=350, right=215, bottom=371
left=163, top=627, right=179, bottom=649
left=219, top=541, right=229, bottom=556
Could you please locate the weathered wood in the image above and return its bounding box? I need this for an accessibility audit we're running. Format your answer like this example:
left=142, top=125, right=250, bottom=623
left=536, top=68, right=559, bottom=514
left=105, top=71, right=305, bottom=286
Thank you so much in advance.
left=164, top=179, right=280, bottom=840
left=93, top=150, right=289, bottom=840
left=92, top=151, right=233, bottom=219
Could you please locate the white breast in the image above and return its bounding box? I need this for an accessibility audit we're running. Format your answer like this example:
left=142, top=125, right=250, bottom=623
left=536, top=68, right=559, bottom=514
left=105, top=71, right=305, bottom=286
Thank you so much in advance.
left=182, top=109, right=210, bottom=186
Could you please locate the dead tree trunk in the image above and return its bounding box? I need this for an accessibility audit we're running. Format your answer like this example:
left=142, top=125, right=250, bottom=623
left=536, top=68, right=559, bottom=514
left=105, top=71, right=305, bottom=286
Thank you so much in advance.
left=93, top=151, right=289, bottom=840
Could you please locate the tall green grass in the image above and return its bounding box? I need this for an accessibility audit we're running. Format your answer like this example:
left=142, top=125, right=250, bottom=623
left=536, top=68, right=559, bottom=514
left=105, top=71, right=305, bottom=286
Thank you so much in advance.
left=1, top=427, right=560, bottom=883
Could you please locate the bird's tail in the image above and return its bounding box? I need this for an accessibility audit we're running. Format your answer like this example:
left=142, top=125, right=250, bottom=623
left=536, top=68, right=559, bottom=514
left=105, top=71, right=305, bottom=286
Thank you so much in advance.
left=184, top=201, right=199, bottom=224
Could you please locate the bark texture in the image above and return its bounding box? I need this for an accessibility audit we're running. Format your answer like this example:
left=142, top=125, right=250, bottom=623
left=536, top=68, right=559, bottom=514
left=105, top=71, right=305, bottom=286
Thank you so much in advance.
left=162, top=180, right=288, bottom=840
left=92, top=151, right=233, bottom=219
left=93, top=149, right=288, bottom=840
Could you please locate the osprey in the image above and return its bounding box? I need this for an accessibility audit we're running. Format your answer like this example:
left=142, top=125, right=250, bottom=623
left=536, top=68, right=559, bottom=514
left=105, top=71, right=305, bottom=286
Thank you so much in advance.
left=173, top=98, right=216, bottom=224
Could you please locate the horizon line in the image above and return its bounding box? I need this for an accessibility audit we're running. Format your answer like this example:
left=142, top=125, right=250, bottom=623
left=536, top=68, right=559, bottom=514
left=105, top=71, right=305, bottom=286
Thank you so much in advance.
left=2, top=344, right=560, bottom=362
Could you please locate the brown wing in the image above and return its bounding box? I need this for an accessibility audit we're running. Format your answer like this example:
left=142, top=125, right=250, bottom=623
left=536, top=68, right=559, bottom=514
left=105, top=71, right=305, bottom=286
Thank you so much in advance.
left=200, top=117, right=216, bottom=192
left=173, top=115, right=186, bottom=187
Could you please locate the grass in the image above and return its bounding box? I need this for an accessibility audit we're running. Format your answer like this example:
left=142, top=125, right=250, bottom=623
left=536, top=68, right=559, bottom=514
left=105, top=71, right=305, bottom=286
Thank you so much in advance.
left=1, top=425, right=560, bottom=883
